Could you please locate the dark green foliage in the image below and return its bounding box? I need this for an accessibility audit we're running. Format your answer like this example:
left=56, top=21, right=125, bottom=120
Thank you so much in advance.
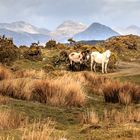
left=0, top=36, right=19, bottom=64
left=45, top=40, right=57, bottom=48
left=23, top=44, right=42, bottom=61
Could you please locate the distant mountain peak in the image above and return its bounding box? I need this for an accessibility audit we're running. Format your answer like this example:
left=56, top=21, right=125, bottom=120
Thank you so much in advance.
left=116, top=25, right=140, bottom=35
left=56, top=20, right=86, bottom=30
left=50, top=20, right=87, bottom=41
left=74, top=22, right=120, bottom=41
left=0, top=21, right=50, bottom=35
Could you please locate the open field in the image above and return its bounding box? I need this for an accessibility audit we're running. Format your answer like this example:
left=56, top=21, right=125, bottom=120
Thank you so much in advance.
left=0, top=35, right=140, bottom=140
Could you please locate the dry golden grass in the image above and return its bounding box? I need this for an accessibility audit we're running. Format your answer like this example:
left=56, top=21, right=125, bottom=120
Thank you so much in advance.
left=0, top=109, right=26, bottom=130
left=22, top=119, right=67, bottom=140
left=81, top=108, right=99, bottom=124
left=15, top=69, right=46, bottom=79
left=0, top=95, right=10, bottom=105
left=32, top=76, right=86, bottom=107
left=22, top=120, right=54, bottom=140
left=0, top=79, right=33, bottom=100
left=102, top=80, right=140, bottom=105
left=103, top=107, right=140, bottom=125
left=0, top=66, right=12, bottom=80
left=82, top=72, right=109, bottom=94
left=0, top=136, right=14, bottom=140
left=0, top=75, right=86, bottom=107
left=80, top=107, right=140, bottom=127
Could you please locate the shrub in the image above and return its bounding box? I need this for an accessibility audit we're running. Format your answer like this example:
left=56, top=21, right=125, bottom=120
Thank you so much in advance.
left=23, top=46, right=42, bottom=61
left=45, top=40, right=57, bottom=49
left=0, top=36, right=19, bottom=64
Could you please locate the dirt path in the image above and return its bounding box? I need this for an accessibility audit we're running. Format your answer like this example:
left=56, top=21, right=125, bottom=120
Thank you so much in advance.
left=106, top=61, right=140, bottom=77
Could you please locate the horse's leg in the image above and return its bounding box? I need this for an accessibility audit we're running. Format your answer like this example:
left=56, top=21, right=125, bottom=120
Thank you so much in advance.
left=91, top=58, right=93, bottom=71
left=102, top=62, right=105, bottom=73
left=105, top=62, right=108, bottom=73
left=93, top=63, right=96, bottom=72
left=70, top=60, right=72, bottom=70
left=80, top=61, right=83, bottom=71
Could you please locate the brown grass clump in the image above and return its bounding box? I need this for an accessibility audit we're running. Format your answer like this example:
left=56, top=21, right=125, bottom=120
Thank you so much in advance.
left=0, top=79, right=33, bottom=100
left=102, top=81, right=140, bottom=105
left=0, top=109, right=26, bottom=130
left=22, top=120, right=54, bottom=140
left=83, top=72, right=109, bottom=94
left=103, top=107, right=140, bottom=125
left=81, top=108, right=99, bottom=124
left=16, top=69, right=46, bottom=79
left=0, top=75, right=86, bottom=107
left=103, top=80, right=120, bottom=103
left=0, top=95, right=10, bottom=105
left=32, top=76, right=86, bottom=107
left=22, top=119, right=67, bottom=140
left=0, top=66, right=12, bottom=80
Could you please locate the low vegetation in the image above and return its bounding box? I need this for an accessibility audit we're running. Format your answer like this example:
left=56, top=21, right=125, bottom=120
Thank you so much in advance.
left=0, top=35, right=139, bottom=139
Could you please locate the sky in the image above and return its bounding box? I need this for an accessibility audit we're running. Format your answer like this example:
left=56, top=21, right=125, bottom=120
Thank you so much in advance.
left=0, top=0, right=140, bottom=30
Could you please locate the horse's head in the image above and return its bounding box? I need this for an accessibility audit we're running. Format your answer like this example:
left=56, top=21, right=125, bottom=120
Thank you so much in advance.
left=81, top=50, right=90, bottom=62
left=106, top=50, right=111, bottom=58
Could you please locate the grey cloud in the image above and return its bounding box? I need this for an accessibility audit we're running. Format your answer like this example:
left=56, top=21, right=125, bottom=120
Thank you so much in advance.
left=0, top=0, right=139, bottom=29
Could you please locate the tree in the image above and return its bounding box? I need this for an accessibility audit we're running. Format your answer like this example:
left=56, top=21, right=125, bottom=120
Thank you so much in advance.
left=68, top=38, right=76, bottom=45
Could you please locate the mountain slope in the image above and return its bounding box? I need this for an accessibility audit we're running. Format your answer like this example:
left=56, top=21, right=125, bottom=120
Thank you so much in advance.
left=74, top=22, right=120, bottom=41
left=0, top=21, right=50, bottom=35
left=50, top=20, right=87, bottom=41
left=0, top=28, right=50, bottom=46
left=116, top=25, right=140, bottom=35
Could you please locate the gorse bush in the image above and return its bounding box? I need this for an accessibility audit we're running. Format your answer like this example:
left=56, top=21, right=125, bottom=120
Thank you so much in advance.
left=23, top=46, right=42, bottom=61
left=45, top=40, right=57, bottom=49
left=0, top=37, right=19, bottom=64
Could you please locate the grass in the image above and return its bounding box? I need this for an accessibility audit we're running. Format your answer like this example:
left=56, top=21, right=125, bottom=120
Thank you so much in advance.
left=0, top=97, right=139, bottom=140
left=0, top=51, right=139, bottom=139
left=118, top=74, right=140, bottom=84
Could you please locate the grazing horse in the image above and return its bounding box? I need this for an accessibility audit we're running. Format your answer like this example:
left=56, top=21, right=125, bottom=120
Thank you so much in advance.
left=91, top=50, right=111, bottom=73
left=69, top=51, right=90, bottom=71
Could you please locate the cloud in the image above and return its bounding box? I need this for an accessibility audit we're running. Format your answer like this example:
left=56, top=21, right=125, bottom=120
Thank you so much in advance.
left=0, top=0, right=139, bottom=29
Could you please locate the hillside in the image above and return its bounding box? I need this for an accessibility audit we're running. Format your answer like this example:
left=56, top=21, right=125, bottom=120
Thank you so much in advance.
left=74, top=22, right=120, bottom=41
left=0, top=34, right=140, bottom=140
left=0, top=28, right=50, bottom=46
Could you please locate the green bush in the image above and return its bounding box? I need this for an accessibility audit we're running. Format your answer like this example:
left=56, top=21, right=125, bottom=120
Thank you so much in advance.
left=23, top=46, right=42, bottom=61
left=45, top=40, right=57, bottom=49
left=0, top=38, right=19, bottom=64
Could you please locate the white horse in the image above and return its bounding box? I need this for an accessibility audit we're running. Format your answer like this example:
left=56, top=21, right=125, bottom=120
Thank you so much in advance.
left=69, top=51, right=90, bottom=71
left=91, top=50, right=111, bottom=73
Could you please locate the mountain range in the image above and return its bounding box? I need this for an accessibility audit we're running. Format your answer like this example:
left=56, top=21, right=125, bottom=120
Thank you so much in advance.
left=0, top=21, right=139, bottom=46
left=116, top=25, right=140, bottom=36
